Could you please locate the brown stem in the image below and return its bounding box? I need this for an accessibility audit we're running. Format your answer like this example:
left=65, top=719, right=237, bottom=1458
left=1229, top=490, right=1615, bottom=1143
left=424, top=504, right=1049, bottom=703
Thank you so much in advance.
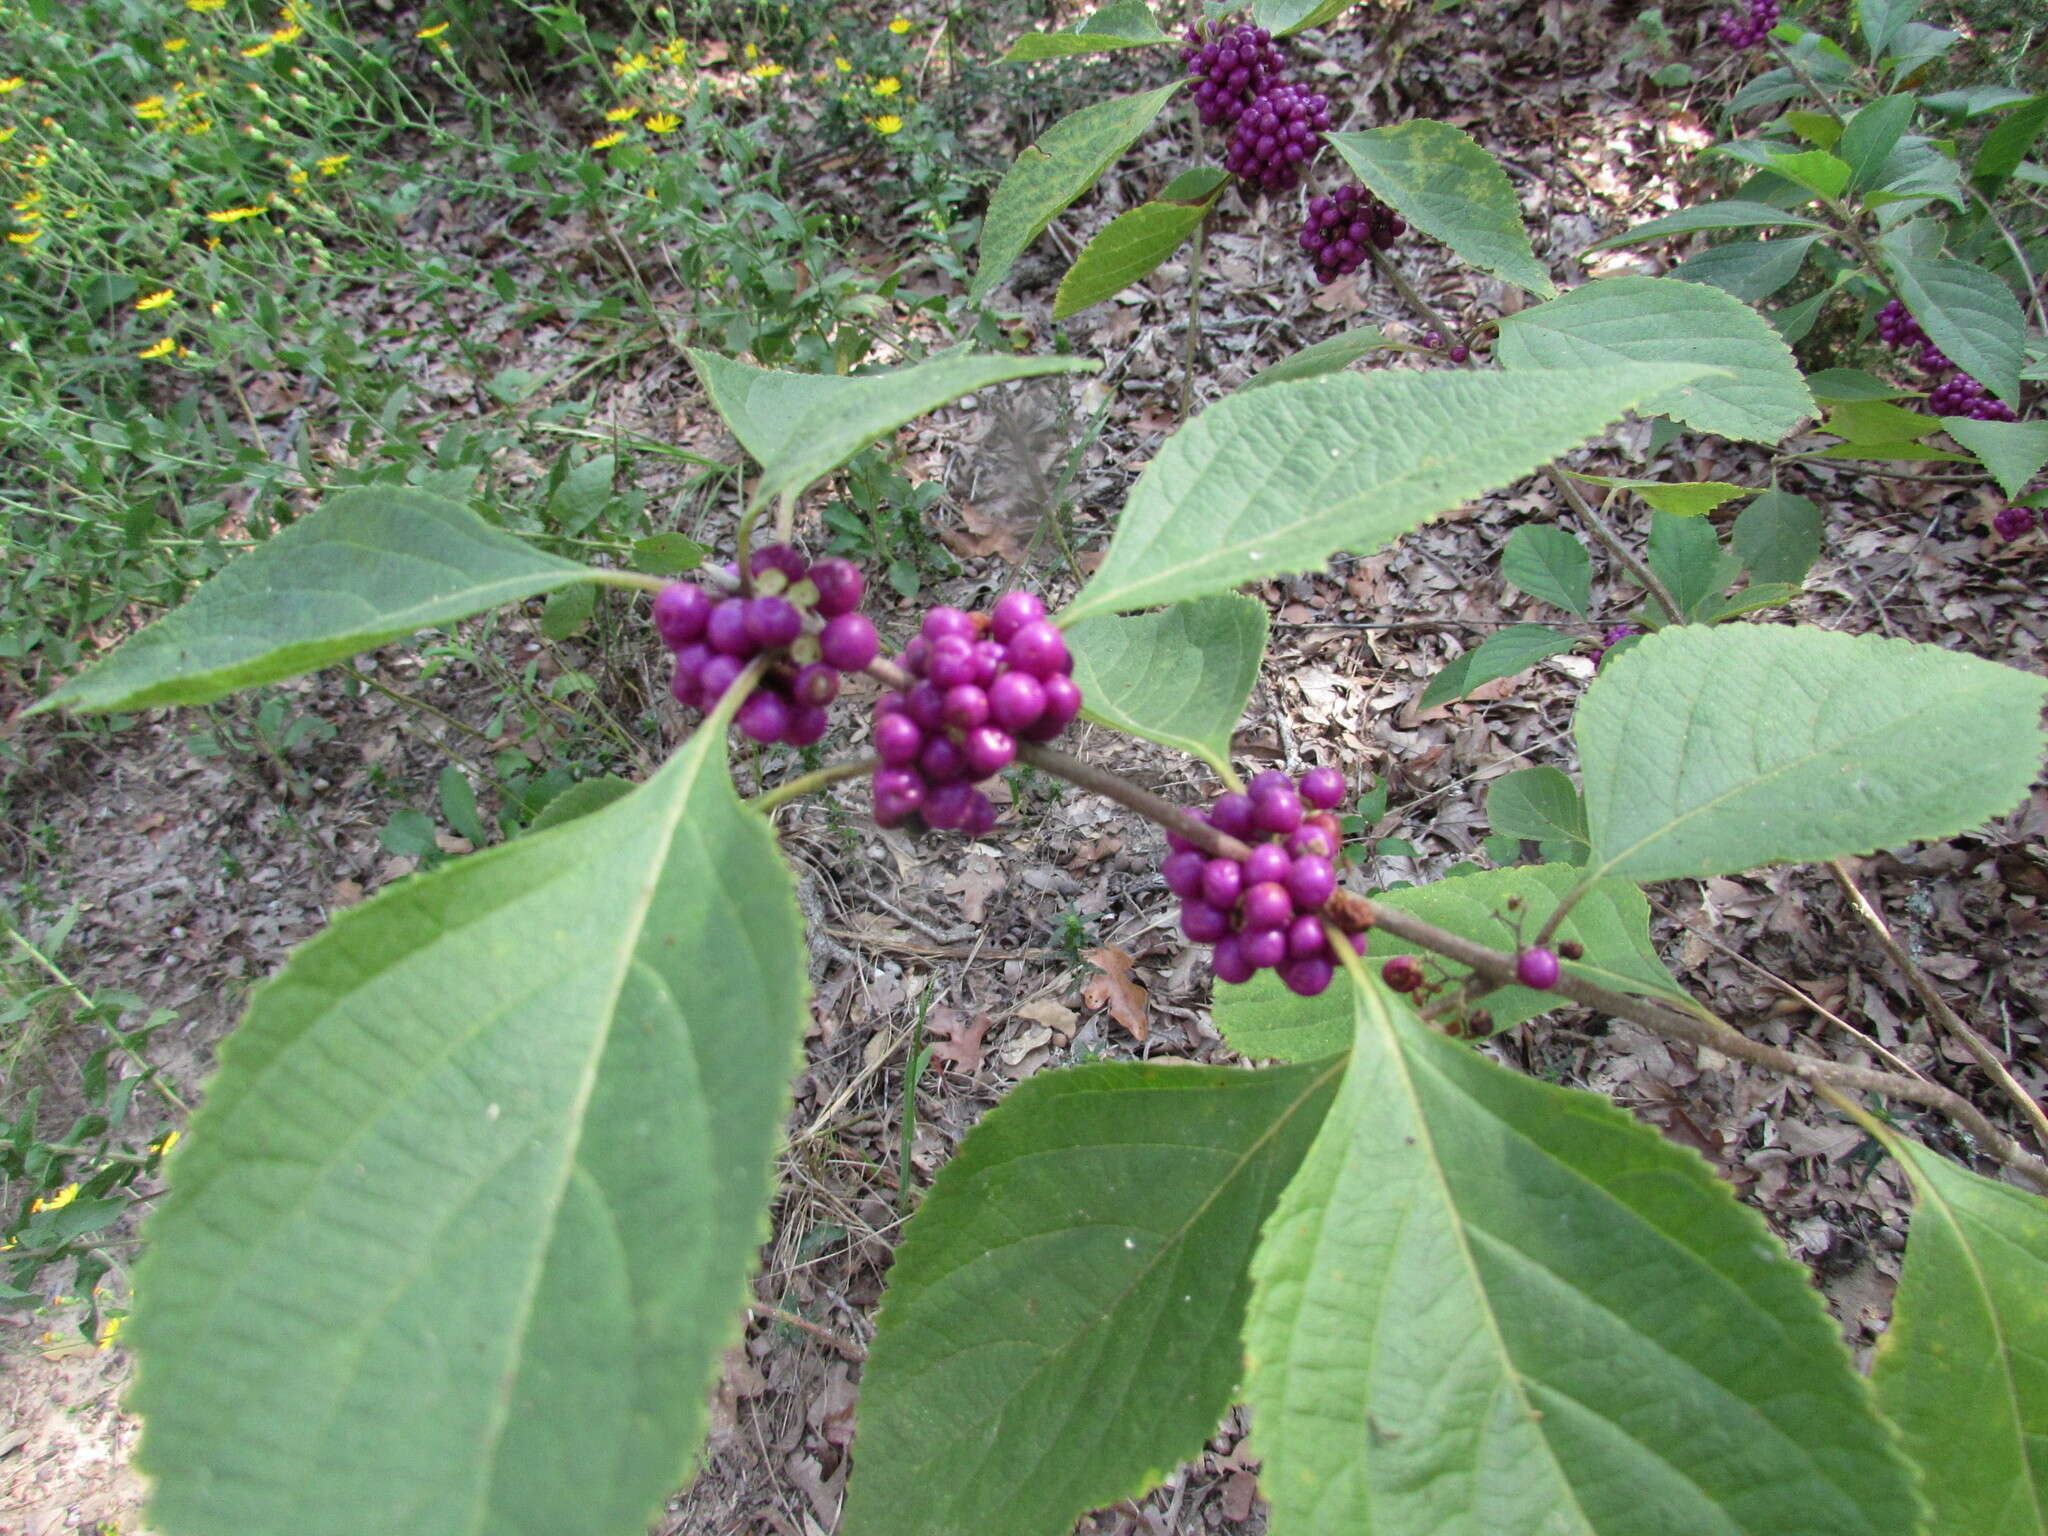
left=1827, top=859, right=2048, bottom=1151
left=1547, top=468, right=1688, bottom=626
left=746, top=1301, right=866, bottom=1361
left=1015, top=741, right=1247, bottom=858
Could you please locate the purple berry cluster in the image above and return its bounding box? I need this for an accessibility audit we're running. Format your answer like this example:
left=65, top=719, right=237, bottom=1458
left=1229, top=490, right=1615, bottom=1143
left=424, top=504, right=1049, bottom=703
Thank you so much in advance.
left=1591, top=623, right=1641, bottom=669
left=1224, top=82, right=1331, bottom=193
left=657, top=545, right=879, bottom=747
left=1877, top=299, right=2018, bottom=421
left=1162, top=767, right=1366, bottom=997
left=1299, top=184, right=1406, bottom=285
left=869, top=591, right=1083, bottom=835
left=1180, top=21, right=1287, bottom=128
left=1994, top=505, right=2039, bottom=541
left=1716, top=0, right=1780, bottom=48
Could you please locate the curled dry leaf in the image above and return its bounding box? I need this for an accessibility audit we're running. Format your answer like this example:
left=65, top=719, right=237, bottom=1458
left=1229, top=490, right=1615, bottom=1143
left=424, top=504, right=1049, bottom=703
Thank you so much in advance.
left=1082, top=945, right=1151, bottom=1041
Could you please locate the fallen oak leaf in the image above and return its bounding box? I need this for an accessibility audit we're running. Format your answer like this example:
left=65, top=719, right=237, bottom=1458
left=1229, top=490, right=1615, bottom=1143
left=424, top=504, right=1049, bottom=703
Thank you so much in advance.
left=1081, top=946, right=1151, bottom=1042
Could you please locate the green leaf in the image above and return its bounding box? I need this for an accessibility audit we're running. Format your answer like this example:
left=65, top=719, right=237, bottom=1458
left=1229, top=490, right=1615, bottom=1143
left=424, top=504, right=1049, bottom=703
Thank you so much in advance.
left=539, top=581, right=596, bottom=640
left=1053, top=201, right=1207, bottom=319
left=1487, top=766, right=1589, bottom=853
left=1941, top=417, right=2048, bottom=499
left=970, top=82, right=1185, bottom=304
left=1254, top=0, right=1357, bottom=35
left=1732, top=490, right=1824, bottom=584
left=129, top=726, right=809, bottom=1536
left=1817, top=438, right=1974, bottom=462
left=1244, top=980, right=1921, bottom=1536
left=1214, top=968, right=1354, bottom=1063
left=1327, top=123, right=1555, bottom=298
left=1970, top=93, right=2048, bottom=192
left=1858, top=0, right=1920, bottom=59
left=1865, top=134, right=1966, bottom=211
left=1577, top=624, right=2048, bottom=882
left=548, top=452, right=616, bottom=535
left=1240, top=329, right=1401, bottom=389
left=1364, top=864, right=1687, bottom=1027
left=525, top=775, right=637, bottom=833
left=1567, top=470, right=1756, bottom=516
left=1824, top=399, right=1941, bottom=442
left=1841, top=94, right=1917, bottom=190
left=1769, top=289, right=1830, bottom=345
left=1419, top=624, right=1577, bottom=709
left=1065, top=595, right=1266, bottom=777
left=843, top=1057, right=1343, bottom=1536
left=1785, top=109, right=1844, bottom=147
left=1872, top=1134, right=2048, bottom=1536
left=1768, top=148, right=1853, bottom=197
left=1877, top=250, right=2027, bottom=404
left=687, top=350, right=1100, bottom=508
left=1063, top=364, right=1708, bottom=622
left=33, top=488, right=594, bottom=717
left=1160, top=166, right=1230, bottom=202
left=1001, top=2, right=1169, bottom=59
left=1886, top=21, right=1960, bottom=77
left=1667, top=234, right=1818, bottom=302
left=1921, top=85, right=2033, bottom=117
left=1646, top=509, right=1740, bottom=619
left=1499, top=525, right=1591, bottom=615
left=1804, top=366, right=1913, bottom=401
left=437, top=765, right=488, bottom=847
left=1497, top=275, right=1815, bottom=444
left=1698, top=581, right=1806, bottom=622
left=631, top=533, right=705, bottom=574
left=378, top=807, right=438, bottom=858
left=1586, top=200, right=1827, bottom=250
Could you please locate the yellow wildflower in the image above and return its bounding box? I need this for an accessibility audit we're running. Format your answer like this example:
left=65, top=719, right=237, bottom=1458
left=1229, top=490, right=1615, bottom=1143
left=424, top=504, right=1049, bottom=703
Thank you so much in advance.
left=873, top=113, right=903, bottom=135
left=187, top=0, right=225, bottom=10
left=62, top=204, right=84, bottom=219
left=7, top=229, right=40, bottom=245
left=25, top=145, right=49, bottom=166
left=0, top=78, right=23, bottom=94
left=660, top=37, right=687, bottom=63
left=165, top=37, right=188, bottom=51
left=747, top=61, right=784, bottom=79
left=315, top=152, right=348, bottom=174
left=270, top=23, right=302, bottom=44
left=834, top=56, right=852, bottom=72
left=591, top=130, right=626, bottom=149
left=97, top=1316, right=123, bottom=1351
left=613, top=50, right=649, bottom=77
left=288, top=164, right=307, bottom=186
left=604, top=104, right=637, bottom=122
left=875, top=76, right=900, bottom=95
left=133, top=95, right=168, bottom=119
left=0, top=127, right=14, bottom=142
left=135, top=287, right=175, bottom=310
left=13, top=188, right=41, bottom=207
left=152, top=1130, right=181, bottom=1154
left=415, top=21, right=449, bottom=39
left=241, top=39, right=273, bottom=58
left=644, top=112, right=680, bottom=134
left=205, top=204, right=265, bottom=222
left=888, top=15, right=911, bottom=33
left=30, top=1184, right=78, bottom=1212
left=14, top=208, right=39, bottom=224
left=139, top=337, right=177, bottom=359
left=185, top=117, right=212, bottom=134
left=743, top=42, right=759, bottom=59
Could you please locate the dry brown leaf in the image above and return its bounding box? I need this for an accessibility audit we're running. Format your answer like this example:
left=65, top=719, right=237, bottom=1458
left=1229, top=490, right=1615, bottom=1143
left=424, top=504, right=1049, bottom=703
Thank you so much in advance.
left=1082, top=946, right=1151, bottom=1041
left=927, top=1012, right=992, bottom=1074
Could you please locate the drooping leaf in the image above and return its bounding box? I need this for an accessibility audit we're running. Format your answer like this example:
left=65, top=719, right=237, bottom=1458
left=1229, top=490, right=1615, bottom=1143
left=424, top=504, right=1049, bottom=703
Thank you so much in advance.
left=1876, top=247, right=2027, bottom=403
left=1053, top=201, right=1208, bottom=319
left=1858, top=0, right=1920, bottom=59
left=1971, top=92, right=2048, bottom=193
left=970, top=82, right=1185, bottom=303
left=843, top=1057, right=1344, bottom=1536
left=1841, top=93, right=1917, bottom=190
left=1001, top=1, right=1169, bottom=59
left=1577, top=624, right=2048, bottom=882
left=1241, top=329, right=1401, bottom=390
left=1667, top=234, right=1818, bottom=302
left=1567, top=470, right=1757, bottom=516
left=1486, top=766, right=1589, bottom=859
left=1804, top=366, right=1914, bottom=401
left=1500, top=524, right=1591, bottom=615
left=1940, top=417, right=2048, bottom=498
left=524, top=775, right=637, bottom=833
left=1732, top=491, right=1824, bottom=584
left=1365, top=864, right=1686, bottom=1029
left=33, top=487, right=594, bottom=717
left=1497, top=275, right=1815, bottom=444
left=1244, top=979, right=1923, bottom=1535
left=1697, top=582, right=1806, bottom=623
left=1866, top=133, right=1967, bottom=211
left=1327, top=123, right=1555, bottom=298
left=1065, top=595, right=1266, bottom=777
left=1872, top=1133, right=2048, bottom=1536
left=631, top=532, right=706, bottom=574
left=1214, top=968, right=1355, bottom=1063
left=1768, top=148, right=1853, bottom=198
left=1886, top=21, right=1960, bottom=77
left=1254, top=0, right=1357, bottom=34
left=1585, top=200, right=1828, bottom=250
left=687, top=350, right=1100, bottom=508
left=1062, top=364, right=1707, bottom=622
left=539, top=581, right=597, bottom=640
left=129, top=724, right=810, bottom=1536
left=1646, top=510, right=1740, bottom=619
left=1159, top=166, right=1230, bottom=202
left=1419, top=624, right=1578, bottom=709
left=1825, top=399, right=1943, bottom=443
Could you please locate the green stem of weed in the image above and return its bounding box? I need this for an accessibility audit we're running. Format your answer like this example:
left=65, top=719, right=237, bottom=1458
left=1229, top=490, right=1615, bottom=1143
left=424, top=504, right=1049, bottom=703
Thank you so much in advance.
left=6, top=934, right=187, bottom=1117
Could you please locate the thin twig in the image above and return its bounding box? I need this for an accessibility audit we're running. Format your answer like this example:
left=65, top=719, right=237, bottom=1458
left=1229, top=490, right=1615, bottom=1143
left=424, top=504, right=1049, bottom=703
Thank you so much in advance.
left=1827, top=859, right=2048, bottom=1151
left=1547, top=468, right=1688, bottom=625
left=752, top=756, right=879, bottom=815
left=746, top=1301, right=866, bottom=1360
left=8, top=933, right=188, bottom=1116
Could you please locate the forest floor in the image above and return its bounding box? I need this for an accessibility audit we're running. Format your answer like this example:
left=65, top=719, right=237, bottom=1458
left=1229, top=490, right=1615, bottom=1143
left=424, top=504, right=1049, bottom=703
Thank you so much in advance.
left=2, top=2, right=2044, bottom=1533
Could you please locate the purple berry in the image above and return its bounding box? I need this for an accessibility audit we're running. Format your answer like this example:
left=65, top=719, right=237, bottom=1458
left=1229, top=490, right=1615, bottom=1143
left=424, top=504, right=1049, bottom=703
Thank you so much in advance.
left=1209, top=792, right=1256, bottom=839
left=922, top=782, right=976, bottom=831
left=1280, top=956, right=1334, bottom=997
left=901, top=635, right=931, bottom=676
left=1252, top=786, right=1304, bottom=835
left=973, top=640, right=1005, bottom=686
left=927, top=635, right=979, bottom=690
left=1993, top=505, right=2037, bottom=541
left=874, top=766, right=924, bottom=806
left=1163, top=848, right=1209, bottom=899
left=962, top=792, right=998, bottom=838
left=989, top=670, right=1048, bottom=732
left=1201, top=857, right=1244, bottom=910
left=1004, top=620, right=1070, bottom=679
left=873, top=712, right=923, bottom=766
left=1382, top=955, right=1424, bottom=992
left=670, top=659, right=700, bottom=709
left=943, top=684, right=991, bottom=731
left=806, top=558, right=864, bottom=617
left=785, top=704, right=831, bottom=748
left=818, top=613, right=878, bottom=672
left=1242, top=927, right=1288, bottom=970
left=1242, top=881, right=1295, bottom=932
left=906, top=681, right=947, bottom=733
left=1181, top=899, right=1232, bottom=944
left=749, top=543, right=807, bottom=583
left=1299, top=765, right=1345, bottom=810
left=1245, top=842, right=1291, bottom=886
left=653, top=583, right=711, bottom=648
left=1287, top=824, right=1336, bottom=861
left=791, top=663, right=840, bottom=709
left=1515, top=947, right=1561, bottom=990
left=699, top=653, right=745, bottom=704
left=919, top=735, right=968, bottom=785
left=990, top=590, right=1047, bottom=643
left=1286, top=854, right=1336, bottom=909
left=706, top=598, right=753, bottom=657
left=961, top=725, right=1016, bottom=779
left=1030, top=674, right=1084, bottom=736
left=1247, top=769, right=1294, bottom=798
left=922, top=606, right=974, bottom=643
left=737, top=690, right=791, bottom=744
left=1287, top=913, right=1328, bottom=961
left=1212, top=934, right=1256, bottom=985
